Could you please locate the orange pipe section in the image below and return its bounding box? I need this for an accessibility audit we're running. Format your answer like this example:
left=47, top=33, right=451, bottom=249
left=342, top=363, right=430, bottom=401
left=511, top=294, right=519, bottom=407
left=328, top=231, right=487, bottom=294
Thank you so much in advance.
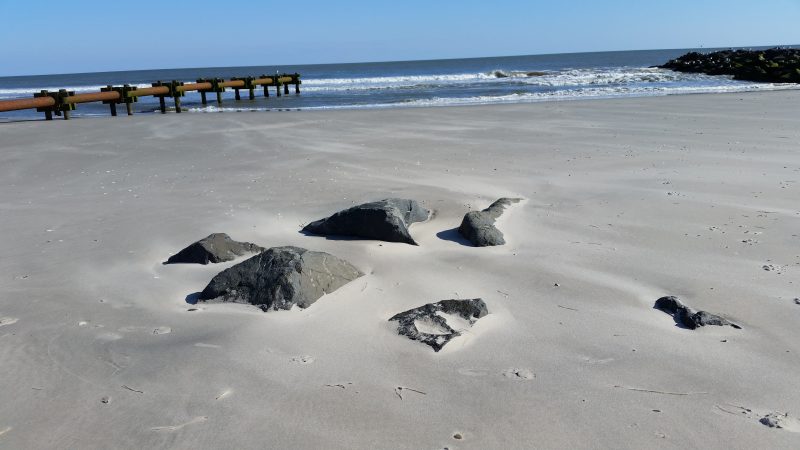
left=126, top=86, right=170, bottom=98
left=64, top=91, right=121, bottom=104
left=219, top=80, right=246, bottom=88
left=176, top=82, right=213, bottom=92
left=0, top=96, right=56, bottom=112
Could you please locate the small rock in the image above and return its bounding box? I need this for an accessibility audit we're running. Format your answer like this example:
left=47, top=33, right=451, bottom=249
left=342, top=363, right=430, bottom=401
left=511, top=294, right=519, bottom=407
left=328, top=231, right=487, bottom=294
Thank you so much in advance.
left=198, top=246, right=363, bottom=311
left=759, top=412, right=800, bottom=431
left=458, top=198, right=522, bottom=246
left=389, top=299, right=488, bottom=351
left=165, top=233, right=263, bottom=265
left=303, top=198, right=429, bottom=245
left=654, top=296, right=741, bottom=330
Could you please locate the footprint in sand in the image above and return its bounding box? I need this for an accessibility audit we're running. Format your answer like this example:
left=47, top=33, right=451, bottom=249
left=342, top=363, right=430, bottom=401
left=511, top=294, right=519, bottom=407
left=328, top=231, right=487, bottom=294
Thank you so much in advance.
left=194, top=343, right=221, bottom=349
left=0, top=426, right=11, bottom=437
left=118, top=326, right=172, bottom=335
left=151, top=416, right=208, bottom=432
left=502, top=368, right=535, bottom=380
left=0, top=317, right=18, bottom=327
left=291, top=355, right=315, bottom=364
left=457, top=368, right=488, bottom=377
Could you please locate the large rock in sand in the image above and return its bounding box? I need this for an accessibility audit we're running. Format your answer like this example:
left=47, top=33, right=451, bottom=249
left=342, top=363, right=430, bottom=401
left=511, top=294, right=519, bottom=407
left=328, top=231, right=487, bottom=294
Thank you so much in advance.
left=654, top=296, right=741, bottom=330
left=458, top=197, right=522, bottom=246
left=302, top=198, right=429, bottom=245
left=389, top=299, right=489, bottom=351
left=165, top=233, right=263, bottom=265
left=198, top=246, right=363, bottom=311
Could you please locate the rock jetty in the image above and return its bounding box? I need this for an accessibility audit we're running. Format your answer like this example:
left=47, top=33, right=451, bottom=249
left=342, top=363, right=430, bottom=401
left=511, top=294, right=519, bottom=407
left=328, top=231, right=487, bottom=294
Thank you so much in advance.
left=659, top=48, right=800, bottom=83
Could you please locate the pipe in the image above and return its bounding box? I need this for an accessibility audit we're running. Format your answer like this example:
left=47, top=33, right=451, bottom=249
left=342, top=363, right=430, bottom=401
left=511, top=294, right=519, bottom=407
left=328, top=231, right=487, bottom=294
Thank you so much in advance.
left=0, top=96, right=56, bottom=112
left=64, top=91, right=121, bottom=104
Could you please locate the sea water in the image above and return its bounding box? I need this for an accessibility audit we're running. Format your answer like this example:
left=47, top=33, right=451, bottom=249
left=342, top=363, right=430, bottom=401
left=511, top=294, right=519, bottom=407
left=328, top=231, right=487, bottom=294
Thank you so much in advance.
left=1, top=47, right=797, bottom=121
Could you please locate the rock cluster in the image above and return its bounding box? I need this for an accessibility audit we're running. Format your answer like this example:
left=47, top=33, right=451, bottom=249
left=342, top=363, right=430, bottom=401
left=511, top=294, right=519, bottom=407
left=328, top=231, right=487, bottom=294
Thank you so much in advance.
left=165, top=233, right=263, bottom=265
left=303, top=198, right=429, bottom=245
left=389, top=299, right=489, bottom=351
left=198, top=246, right=363, bottom=311
left=458, top=197, right=522, bottom=246
left=659, top=48, right=800, bottom=83
left=654, top=296, right=741, bottom=330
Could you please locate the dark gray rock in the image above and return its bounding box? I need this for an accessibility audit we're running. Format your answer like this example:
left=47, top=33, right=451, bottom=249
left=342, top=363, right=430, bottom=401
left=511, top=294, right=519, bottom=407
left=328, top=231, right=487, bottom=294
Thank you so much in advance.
left=654, top=296, right=741, bottom=330
left=302, top=198, right=429, bottom=245
left=389, top=299, right=489, bottom=351
left=198, top=246, right=362, bottom=311
left=458, top=197, right=522, bottom=246
left=165, top=233, right=263, bottom=265
left=659, top=48, right=800, bottom=84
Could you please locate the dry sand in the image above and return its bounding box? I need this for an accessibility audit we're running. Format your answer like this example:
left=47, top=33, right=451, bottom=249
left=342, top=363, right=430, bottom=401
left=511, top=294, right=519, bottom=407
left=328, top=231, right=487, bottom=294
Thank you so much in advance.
left=1, top=91, right=799, bottom=449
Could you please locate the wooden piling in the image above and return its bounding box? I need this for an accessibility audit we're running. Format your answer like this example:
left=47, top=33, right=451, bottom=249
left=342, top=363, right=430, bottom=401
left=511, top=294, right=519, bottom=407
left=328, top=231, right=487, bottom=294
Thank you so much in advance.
left=158, top=96, right=166, bottom=113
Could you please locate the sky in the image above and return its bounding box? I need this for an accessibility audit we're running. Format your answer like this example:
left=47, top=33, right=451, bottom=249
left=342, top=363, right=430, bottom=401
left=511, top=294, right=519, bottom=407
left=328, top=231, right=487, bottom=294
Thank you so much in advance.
left=0, top=0, right=798, bottom=76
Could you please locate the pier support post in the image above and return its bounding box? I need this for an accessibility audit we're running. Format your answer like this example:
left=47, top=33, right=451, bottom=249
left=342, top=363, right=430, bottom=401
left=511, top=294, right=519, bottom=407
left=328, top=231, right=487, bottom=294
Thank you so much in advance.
left=174, top=95, right=182, bottom=113
left=122, top=85, right=136, bottom=116
left=216, top=91, right=223, bottom=105
left=234, top=89, right=241, bottom=100
left=158, top=96, right=166, bottom=113
left=45, top=110, right=53, bottom=120
left=200, top=92, right=207, bottom=104
left=248, top=87, right=255, bottom=100
left=284, top=83, right=289, bottom=95
left=58, top=89, right=74, bottom=120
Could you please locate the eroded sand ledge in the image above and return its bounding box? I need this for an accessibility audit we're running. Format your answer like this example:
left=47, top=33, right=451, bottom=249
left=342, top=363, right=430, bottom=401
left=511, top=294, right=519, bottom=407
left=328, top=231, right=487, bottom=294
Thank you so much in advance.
left=1, top=91, right=799, bottom=449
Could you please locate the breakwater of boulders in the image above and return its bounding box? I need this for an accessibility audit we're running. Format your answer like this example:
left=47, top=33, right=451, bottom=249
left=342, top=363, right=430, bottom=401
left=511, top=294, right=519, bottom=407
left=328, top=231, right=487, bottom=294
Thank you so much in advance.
left=659, top=48, right=800, bottom=83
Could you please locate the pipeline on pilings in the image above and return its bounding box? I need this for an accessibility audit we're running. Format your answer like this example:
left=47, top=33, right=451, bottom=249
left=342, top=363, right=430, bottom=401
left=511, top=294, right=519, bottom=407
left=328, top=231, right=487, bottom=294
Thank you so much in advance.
left=0, top=73, right=302, bottom=120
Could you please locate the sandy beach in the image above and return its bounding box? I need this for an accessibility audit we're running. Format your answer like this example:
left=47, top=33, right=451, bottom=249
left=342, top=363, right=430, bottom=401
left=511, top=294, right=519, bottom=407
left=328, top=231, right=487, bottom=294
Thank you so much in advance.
left=1, top=91, right=799, bottom=449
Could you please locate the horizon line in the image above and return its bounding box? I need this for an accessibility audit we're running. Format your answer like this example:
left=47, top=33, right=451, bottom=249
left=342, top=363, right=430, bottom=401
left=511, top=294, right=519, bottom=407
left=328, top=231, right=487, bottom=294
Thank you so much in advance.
left=1, top=43, right=798, bottom=78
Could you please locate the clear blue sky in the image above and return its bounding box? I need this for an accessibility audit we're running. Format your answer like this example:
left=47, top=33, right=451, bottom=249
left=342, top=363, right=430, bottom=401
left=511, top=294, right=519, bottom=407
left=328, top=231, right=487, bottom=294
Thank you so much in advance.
left=1, top=0, right=798, bottom=76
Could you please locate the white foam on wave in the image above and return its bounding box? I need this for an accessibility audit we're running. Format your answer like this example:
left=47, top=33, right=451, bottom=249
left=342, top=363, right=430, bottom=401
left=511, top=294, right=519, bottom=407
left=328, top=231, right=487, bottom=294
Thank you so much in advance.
left=290, top=67, right=760, bottom=93
left=185, top=81, right=799, bottom=114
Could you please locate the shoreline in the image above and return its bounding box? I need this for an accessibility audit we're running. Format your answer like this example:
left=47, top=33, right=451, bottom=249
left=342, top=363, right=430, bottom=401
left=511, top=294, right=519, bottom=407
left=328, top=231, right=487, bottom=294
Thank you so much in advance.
left=1, top=90, right=799, bottom=448
left=2, top=86, right=799, bottom=124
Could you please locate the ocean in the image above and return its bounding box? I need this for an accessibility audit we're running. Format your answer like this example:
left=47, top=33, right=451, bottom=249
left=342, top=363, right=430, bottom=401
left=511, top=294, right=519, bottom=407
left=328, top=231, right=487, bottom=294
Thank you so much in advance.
left=1, top=47, right=797, bottom=121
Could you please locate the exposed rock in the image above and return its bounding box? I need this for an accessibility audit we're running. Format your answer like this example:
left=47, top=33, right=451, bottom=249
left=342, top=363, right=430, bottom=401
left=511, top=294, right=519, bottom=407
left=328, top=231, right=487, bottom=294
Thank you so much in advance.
left=302, top=198, right=429, bottom=245
left=198, top=246, right=363, bottom=311
left=659, top=48, right=800, bottom=84
left=389, top=299, right=488, bottom=351
left=654, top=296, right=741, bottom=330
left=458, top=197, right=522, bottom=246
left=760, top=412, right=800, bottom=432
left=165, top=233, right=263, bottom=265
